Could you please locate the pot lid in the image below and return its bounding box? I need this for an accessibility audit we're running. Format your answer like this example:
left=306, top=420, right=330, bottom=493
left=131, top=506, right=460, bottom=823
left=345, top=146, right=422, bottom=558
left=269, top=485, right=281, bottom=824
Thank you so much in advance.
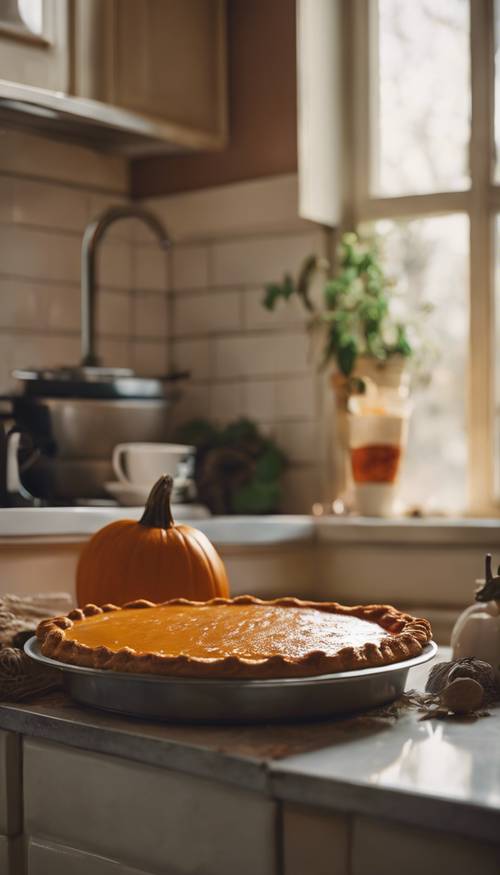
left=12, top=366, right=189, bottom=400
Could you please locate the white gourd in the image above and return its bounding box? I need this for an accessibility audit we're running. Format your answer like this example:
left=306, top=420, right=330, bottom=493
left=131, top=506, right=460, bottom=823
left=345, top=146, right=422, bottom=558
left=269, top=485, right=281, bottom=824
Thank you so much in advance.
left=451, top=554, right=500, bottom=678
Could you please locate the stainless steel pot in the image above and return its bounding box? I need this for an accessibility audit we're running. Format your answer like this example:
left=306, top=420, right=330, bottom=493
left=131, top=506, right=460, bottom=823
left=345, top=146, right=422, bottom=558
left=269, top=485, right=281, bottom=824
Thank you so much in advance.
left=12, top=396, right=177, bottom=460
left=7, top=394, right=179, bottom=501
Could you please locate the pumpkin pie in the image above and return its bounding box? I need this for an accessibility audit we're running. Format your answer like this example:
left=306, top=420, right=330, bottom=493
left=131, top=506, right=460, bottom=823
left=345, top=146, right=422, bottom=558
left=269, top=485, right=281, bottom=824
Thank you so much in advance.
left=36, top=596, right=432, bottom=679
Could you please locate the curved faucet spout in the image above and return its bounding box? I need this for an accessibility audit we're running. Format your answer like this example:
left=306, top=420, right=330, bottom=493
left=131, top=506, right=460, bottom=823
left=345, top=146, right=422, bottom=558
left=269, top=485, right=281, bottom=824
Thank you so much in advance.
left=81, top=205, right=171, bottom=368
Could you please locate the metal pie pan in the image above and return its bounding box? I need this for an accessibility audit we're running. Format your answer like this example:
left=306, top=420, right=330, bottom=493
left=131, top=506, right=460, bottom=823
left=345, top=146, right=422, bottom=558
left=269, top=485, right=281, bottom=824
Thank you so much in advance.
left=25, top=637, right=437, bottom=724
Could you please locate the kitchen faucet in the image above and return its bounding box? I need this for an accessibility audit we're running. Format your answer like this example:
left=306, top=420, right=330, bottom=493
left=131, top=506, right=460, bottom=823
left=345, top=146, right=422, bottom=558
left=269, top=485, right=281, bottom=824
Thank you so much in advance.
left=80, top=205, right=171, bottom=368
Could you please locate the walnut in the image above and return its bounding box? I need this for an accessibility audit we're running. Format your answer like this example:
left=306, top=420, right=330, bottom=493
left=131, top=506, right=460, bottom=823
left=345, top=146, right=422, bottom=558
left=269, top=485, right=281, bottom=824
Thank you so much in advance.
left=440, top=678, right=484, bottom=714
left=426, top=657, right=498, bottom=704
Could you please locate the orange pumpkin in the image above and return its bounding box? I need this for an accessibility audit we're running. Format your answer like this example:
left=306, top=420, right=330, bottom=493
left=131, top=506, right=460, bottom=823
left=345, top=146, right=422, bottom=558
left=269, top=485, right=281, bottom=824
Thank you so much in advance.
left=76, top=475, right=230, bottom=606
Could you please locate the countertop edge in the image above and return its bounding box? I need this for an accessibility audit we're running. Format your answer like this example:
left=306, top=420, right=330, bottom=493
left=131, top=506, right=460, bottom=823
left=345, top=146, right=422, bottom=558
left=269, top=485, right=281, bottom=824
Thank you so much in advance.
left=268, top=769, right=500, bottom=844
left=1, top=698, right=499, bottom=843
left=0, top=704, right=270, bottom=795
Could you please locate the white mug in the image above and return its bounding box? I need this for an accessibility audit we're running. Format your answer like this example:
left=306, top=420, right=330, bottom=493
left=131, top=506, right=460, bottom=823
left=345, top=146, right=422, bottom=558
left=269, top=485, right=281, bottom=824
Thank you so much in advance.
left=112, top=442, right=195, bottom=487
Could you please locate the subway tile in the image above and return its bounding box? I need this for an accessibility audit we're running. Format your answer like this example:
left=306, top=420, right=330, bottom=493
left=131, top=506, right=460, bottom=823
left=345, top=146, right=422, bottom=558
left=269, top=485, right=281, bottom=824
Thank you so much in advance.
left=282, top=803, right=350, bottom=875
left=44, top=285, right=81, bottom=333
left=133, top=245, right=168, bottom=292
left=0, top=277, right=41, bottom=330
left=0, top=226, right=80, bottom=283
left=272, top=422, right=320, bottom=464
left=0, top=130, right=127, bottom=192
left=141, top=174, right=312, bottom=242
left=96, top=239, right=133, bottom=290
left=171, top=245, right=210, bottom=290
left=173, top=289, right=241, bottom=337
left=131, top=340, right=167, bottom=375
left=96, top=290, right=131, bottom=338
left=281, top=465, right=321, bottom=513
left=98, top=338, right=132, bottom=370
left=210, top=382, right=244, bottom=423
left=243, top=380, right=276, bottom=421
left=276, top=375, right=317, bottom=420
left=212, top=232, right=325, bottom=287
left=13, top=178, right=88, bottom=232
left=170, top=383, right=210, bottom=430
left=352, top=816, right=500, bottom=875
left=244, top=287, right=308, bottom=331
left=171, top=338, right=211, bottom=380
left=9, top=333, right=80, bottom=372
left=214, top=333, right=310, bottom=379
left=132, top=291, right=168, bottom=339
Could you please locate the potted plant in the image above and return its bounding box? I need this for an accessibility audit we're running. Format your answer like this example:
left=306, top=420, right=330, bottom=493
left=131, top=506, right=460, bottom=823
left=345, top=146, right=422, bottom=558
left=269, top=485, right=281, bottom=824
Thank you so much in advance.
left=263, top=231, right=414, bottom=405
left=263, top=230, right=429, bottom=511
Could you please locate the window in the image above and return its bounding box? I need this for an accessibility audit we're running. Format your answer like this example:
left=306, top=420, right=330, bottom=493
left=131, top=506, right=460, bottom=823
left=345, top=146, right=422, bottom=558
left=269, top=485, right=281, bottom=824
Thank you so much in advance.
left=347, top=0, right=496, bottom=514
left=0, top=0, right=44, bottom=40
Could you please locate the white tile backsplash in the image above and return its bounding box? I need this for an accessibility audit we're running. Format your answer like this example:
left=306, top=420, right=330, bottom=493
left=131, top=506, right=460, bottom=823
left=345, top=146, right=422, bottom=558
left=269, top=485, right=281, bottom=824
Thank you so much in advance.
left=0, top=150, right=327, bottom=512
left=272, top=422, right=320, bottom=464
left=141, top=174, right=312, bottom=242
left=214, top=333, right=310, bottom=379
left=174, top=289, right=241, bottom=337
left=132, top=291, right=168, bottom=339
left=133, top=245, right=168, bottom=292
left=171, top=338, right=211, bottom=380
left=171, top=245, right=210, bottom=291
left=131, top=340, right=167, bottom=375
left=243, top=286, right=308, bottom=330
left=0, top=132, right=162, bottom=398
left=96, top=290, right=132, bottom=338
left=212, top=231, right=324, bottom=287
left=210, top=381, right=244, bottom=423
left=243, top=380, right=276, bottom=420
left=0, top=225, right=80, bottom=283
left=96, top=239, right=133, bottom=290
left=12, top=177, right=88, bottom=232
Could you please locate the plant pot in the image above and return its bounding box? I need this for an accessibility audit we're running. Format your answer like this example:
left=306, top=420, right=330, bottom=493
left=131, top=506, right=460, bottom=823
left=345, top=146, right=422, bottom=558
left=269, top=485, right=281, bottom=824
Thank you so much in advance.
left=330, top=355, right=410, bottom=509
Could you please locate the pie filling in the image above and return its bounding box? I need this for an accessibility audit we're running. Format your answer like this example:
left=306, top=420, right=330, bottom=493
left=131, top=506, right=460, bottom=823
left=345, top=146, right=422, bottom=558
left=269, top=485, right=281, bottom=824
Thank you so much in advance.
left=64, top=604, right=390, bottom=661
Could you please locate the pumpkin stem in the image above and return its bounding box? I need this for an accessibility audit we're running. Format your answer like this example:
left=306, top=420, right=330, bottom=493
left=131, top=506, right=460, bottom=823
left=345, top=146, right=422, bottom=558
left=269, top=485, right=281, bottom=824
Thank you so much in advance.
left=139, top=475, right=175, bottom=529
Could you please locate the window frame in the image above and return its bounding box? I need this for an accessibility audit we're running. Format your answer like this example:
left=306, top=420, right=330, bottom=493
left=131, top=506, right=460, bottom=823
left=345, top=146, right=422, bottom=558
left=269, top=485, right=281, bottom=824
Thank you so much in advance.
left=342, top=0, right=497, bottom=515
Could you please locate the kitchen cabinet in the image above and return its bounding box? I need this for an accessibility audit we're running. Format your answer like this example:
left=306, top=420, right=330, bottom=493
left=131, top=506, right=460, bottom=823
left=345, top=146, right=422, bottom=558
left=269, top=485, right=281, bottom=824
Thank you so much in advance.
left=0, top=0, right=227, bottom=154
left=0, top=0, right=70, bottom=92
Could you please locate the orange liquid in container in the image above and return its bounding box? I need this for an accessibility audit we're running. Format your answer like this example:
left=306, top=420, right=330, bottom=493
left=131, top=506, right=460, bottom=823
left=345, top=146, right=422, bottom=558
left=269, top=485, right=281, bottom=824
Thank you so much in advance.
left=351, top=444, right=401, bottom=483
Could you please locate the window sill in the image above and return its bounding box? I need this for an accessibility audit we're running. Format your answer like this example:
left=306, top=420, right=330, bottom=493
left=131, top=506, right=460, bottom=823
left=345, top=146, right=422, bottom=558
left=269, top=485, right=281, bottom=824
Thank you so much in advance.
left=316, top=516, right=500, bottom=546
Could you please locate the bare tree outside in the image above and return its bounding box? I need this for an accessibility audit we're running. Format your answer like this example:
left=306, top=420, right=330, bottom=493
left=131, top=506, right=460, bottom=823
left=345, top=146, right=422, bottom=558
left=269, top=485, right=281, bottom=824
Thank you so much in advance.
left=376, top=0, right=470, bottom=195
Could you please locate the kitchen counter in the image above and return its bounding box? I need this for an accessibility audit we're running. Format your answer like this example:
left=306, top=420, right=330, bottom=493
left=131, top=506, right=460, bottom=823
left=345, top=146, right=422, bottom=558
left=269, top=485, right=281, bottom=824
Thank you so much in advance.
left=0, top=508, right=315, bottom=545
left=0, top=651, right=499, bottom=845
left=1, top=507, right=500, bottom=545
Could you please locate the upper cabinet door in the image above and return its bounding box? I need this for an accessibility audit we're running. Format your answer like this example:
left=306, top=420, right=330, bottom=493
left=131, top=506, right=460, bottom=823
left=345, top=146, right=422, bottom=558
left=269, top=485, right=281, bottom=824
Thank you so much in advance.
left=77, top=0, right=227, bottom=149
left=0, top=0, right=70, bottom=92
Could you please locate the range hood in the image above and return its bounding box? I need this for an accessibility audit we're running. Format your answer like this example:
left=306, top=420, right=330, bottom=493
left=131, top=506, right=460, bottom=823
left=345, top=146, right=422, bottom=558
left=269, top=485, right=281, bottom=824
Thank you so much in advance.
left=0, top=79, right=212, bottom=156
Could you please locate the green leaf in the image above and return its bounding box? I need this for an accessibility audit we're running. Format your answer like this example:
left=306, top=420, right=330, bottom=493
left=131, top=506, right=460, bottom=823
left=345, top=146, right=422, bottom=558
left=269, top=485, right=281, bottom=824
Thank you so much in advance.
left=254, top=444, right=287, bottom=481
left=219, top=418, right=261, bottom=448
left=231, top=480, right=281, bottom=514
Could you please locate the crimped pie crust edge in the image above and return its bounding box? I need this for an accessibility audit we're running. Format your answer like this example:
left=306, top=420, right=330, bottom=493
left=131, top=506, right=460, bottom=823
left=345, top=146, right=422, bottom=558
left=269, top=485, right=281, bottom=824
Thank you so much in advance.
left=36, top=595, right=432, bottom=680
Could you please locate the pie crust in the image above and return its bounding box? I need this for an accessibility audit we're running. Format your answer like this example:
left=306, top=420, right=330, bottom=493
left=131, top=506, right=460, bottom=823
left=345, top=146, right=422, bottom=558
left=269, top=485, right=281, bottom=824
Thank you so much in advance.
left=36, top=596, right=432, bottom=680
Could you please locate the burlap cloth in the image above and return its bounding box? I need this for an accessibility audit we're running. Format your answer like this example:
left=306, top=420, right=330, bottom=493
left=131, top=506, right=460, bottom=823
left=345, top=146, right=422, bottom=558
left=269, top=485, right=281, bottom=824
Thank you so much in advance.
left=0, top=594, right=71, bottom=701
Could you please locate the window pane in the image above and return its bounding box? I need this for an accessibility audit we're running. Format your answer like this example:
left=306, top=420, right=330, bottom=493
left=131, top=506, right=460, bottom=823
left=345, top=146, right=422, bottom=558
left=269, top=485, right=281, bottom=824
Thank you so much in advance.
left=374, top=0, right=470, bottom=196
left=495, top=0, right=500, bottom=182
left=371, top=215, right=469, bottom=513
